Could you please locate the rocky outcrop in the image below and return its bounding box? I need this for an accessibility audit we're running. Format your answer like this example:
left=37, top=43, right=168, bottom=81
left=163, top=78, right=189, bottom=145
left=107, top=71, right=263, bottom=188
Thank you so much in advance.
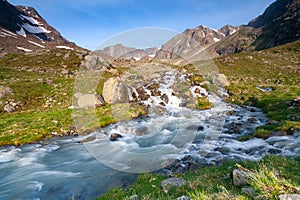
left=102, top=77, right=134, bottom=105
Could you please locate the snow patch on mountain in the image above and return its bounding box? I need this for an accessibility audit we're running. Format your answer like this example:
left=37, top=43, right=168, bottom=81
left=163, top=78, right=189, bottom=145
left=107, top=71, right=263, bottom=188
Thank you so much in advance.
left=19, top=14, right=42, bottom=26
left=0, top=29, right=18, bottom=38
left=17, top=46, right=32, bottom=52
left=16, top=27, right=26, bottom=37
left=56, top=45, right=74, bottom=50
left=28, top=40, right=45, bottom=48
left=22, top=23, right=51, bottom=34
left=230, top=29, right=237, bottom=35
left=2, top=29, right=18, bottom=36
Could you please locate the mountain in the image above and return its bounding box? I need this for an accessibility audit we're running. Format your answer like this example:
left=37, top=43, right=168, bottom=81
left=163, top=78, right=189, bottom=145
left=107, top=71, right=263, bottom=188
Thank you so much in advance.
left=0, top=0, right=81, bottom=53
left=155, top=0, right=299, bottom=59
left=249, top=0, right=300, bottom=50
left=154, top=25, right=236, bottom=61
left=212, top=0, right=300, bottom=56
left=100, top=43, right=158, bottom=60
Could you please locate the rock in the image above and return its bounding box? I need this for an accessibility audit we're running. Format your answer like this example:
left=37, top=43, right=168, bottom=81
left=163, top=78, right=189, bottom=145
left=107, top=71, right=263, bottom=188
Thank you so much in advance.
left=287, top=126, right=295, bottom=135
left=110, top=133, right=123, bottom=141
left=128, top=194, right=139, bottom=200
left=133, top=126, right=148, bottom=136
left=151, top=89, right=161, bottom=96
left=270, top=131, right=287, bottom=137
left=212, top=73, right=230, bottom=87
left=294, top=130, right=300, bottom=137
left=46, top=78, right=54, bottom=84
left=160, top=93, right=169, bottom=104
left=61, top=69, right=73, bottom=77
left=194, top=88, right=201, bottom=94
left=4, top=104, right=15, bottom=113
left=149, top=105, right=166, bottom=115
left=136, top=86, right=150, bottom=101
left=241, top=186, right=255, bottom=197
left=278, top=194, right=300, bottom=200
left=102, top=77, right=133, bottom=104
left=161, top=177, right=186, bottom=193
left=63, top=51, right=71, bottom=60
left=186, top=125, right=204, bottom=132
left=179, top=99, right=187, bottom=107
left=0, top=86, right=14, bottom=98
left=80, top=136, right=96, bottom=143
left=175, top=196, right=191, bottom=200
left=231, top=169, right=251, bottom=187
left=77, top=94, right=105, bottom=108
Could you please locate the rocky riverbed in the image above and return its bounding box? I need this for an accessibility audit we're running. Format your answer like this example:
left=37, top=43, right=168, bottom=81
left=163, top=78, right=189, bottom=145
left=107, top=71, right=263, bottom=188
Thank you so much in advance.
left=0, top=69, right=299, bottom=199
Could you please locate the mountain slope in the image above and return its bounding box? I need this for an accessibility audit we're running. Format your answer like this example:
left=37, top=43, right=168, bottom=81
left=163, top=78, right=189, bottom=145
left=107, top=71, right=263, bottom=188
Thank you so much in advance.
left=211, top=0, right=300, bottom=56
left=155, top=25, right=236, bottom=60
left=250, top=0, right=300, bottom=50
left=0, top=0, right=81, bottom=53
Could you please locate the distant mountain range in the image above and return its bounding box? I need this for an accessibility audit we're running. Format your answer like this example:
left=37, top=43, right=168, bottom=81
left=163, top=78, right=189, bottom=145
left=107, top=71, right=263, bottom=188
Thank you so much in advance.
left=0, top=0, right=82, bottom=53
left=100, top=0, right=299, bottom=60
left=100, top=43, right=158, bottom=60
left=0, top=0, right=298, bottom=58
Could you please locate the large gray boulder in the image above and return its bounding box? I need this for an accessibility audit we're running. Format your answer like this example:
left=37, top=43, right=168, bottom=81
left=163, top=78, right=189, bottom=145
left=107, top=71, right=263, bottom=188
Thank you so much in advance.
left=102, top=77, right=134, bottom=105
left=76, top=93, right=105, bottom=108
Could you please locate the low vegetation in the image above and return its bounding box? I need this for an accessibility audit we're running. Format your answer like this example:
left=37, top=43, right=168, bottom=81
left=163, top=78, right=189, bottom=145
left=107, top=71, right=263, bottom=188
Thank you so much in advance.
left=216, top=40, right=300, bottom=138
left=98, top=155, right=300, bottom=200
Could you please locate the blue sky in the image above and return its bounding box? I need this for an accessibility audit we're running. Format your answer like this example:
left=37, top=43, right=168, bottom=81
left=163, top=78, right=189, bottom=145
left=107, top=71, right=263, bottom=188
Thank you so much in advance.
left=9, top=0, right=275, bottom=50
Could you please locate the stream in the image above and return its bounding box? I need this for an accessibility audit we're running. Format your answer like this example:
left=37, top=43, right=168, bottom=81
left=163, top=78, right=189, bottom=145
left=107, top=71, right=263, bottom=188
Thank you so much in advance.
left=0, top=71, right=299, bottom=200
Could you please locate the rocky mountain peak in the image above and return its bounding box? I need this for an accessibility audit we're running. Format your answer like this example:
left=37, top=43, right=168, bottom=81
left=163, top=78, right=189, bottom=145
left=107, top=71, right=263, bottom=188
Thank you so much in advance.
left=219, top=24, right=237, bottom=36
left=0, top=0, right=81, bottom=53
left=183, top=25, right=225, bottom=45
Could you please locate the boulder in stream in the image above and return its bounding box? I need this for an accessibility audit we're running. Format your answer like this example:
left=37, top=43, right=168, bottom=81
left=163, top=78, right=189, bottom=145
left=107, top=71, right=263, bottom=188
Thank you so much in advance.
left=102, top=77, right=134, bottom=104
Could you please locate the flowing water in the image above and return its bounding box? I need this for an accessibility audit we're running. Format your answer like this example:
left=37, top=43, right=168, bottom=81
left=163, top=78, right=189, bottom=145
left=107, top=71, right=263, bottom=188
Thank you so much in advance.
left=1, top=71, right=299, bottom=199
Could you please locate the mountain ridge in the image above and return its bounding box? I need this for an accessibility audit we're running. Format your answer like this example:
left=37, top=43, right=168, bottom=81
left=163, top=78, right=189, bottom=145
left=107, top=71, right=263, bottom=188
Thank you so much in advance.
left=0, top=0, right=84, bottom=53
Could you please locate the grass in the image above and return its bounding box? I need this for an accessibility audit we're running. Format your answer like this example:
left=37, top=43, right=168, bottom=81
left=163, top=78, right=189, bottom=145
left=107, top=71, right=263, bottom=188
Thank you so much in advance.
left=197, top=96, right=213, bottom=110
left=98, top=155, right=300, bottom=200
left=0, top=49, right=148, bottom=145
left=215, top=40, right=300, bottom=137
left=0, top=109, right=73, bottom=145
left=249, top=163, right=300, bottom=199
